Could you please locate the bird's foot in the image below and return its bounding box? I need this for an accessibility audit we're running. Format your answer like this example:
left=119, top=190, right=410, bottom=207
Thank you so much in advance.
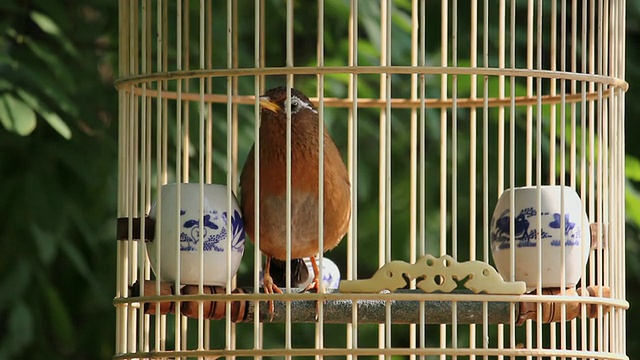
left=302, top=274, right=324, bottom=321
left=302, top=276, right=322, bottom=293
left=262, top=273, right=283, bottom=322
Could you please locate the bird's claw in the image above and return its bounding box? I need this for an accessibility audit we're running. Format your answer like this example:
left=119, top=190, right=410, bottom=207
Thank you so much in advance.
left=303, top=276, right=324, bottom=321
left=262, top=273, right=283, bottom=322
left=302, top=278, right=322, bottom=293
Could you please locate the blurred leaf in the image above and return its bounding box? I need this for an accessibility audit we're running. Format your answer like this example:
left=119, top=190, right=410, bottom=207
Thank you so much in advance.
left=42, top=280, right=76, bottom=351
left=30, top=11, right=61, bottom=36
left=627, top=180, right=640, bottom=225
left=0, top=94, right=36, bottom=135
left=627, top=154, right=640, bottom=182
left=16, top=89, right=72, bottom=139
left=39, top=111, right=72, bottom=139
left=30, top=11, right=79, bottom=58
left=19, top=64, right=79, bottom=118
left=60, top=239, right=94, bottom=284
left=30, top=223, right=58, bottom=265
left=8, top=302, right=34, bottom=350
left=24, top=36, right=75, bottom=88
left=0, top=262, right=31, bottom=309
left=0, top=79, right=12, bottom=91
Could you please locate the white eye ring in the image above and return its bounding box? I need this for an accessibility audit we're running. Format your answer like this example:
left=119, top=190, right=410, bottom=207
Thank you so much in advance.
left=286, top=95, right=317, bottom=115
left=290, top=99, right=299, bottom=112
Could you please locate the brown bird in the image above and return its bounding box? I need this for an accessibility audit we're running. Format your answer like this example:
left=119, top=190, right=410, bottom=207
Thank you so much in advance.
left=239, top=87, right=351, bottom=315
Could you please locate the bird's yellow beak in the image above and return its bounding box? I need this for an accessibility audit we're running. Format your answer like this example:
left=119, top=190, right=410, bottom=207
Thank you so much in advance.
left=259, top=96, right=281, bottom=113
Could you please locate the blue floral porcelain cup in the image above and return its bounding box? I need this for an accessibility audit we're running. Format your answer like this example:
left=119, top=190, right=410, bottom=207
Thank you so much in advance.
left=148, top=183, right=245, bottom=286
left=490, top=185, right=590, bottom=291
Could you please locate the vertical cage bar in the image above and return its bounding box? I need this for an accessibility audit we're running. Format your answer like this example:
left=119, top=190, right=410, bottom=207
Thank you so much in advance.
left=596, top=0, right=605, bottom=354
left=525, top=0, right=534, bottom=186
left=439, top=0, right=449, bottom=356
left=468, top=0, right=478, bottom=262
left=205, top=0, right=213, bottom=184
left=535, top=0, right=543, bottom=353
left=579, top=0, right=589, bottom=353
left=384, top=0, right=393, bottom=356
left=225, top=0, right=233, bottom=355
left=409, top=0, right=419, bottom=356
left=116, top=0, right=129, bottom=354
left=175, top=0, right=185, bottom=353
left=559, top=3, right=568, bottom=357
left=508, top=0, right=517, bottom=352
left=347, top=0, right=359, bottom=357
left=139, top=1, right=152, bottom=354
left=229, top=0, right=239, bottom=353
left=127, top=0, right=140, bottom=354
left=588, top=0, right=596, bottom=351
left=451, top=0, right=459, bottom=355
left=525, top=0, right=535, bottom=352
left=252, top=0, right=263, bottom=354
left=497, top=0, right=505, bottom=195
left=481, top=0, right=490, bottom=357
left=284, top=0, right=294, bottom=356
left=451, top=0, right=458, bottom=261
left=315, top=1, right=325, bottom=357
left=418, top=0, right=427, bottom=357
left=378, top=1, right=389, bottom=357
left=197, top=0, right=206, bottom=356
left=181, top=0, right=190, bottom=184
left=549, top=0, right=557, bottom=188
left=154, top=0, right=165, bottom=353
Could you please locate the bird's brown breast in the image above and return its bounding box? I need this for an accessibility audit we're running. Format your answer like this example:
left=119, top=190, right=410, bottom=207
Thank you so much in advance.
left=239, top=117, right=351, bottom=260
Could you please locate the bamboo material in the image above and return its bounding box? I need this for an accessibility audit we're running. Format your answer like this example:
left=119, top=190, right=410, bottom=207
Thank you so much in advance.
left=517, top=286, right=612, bottom=325
left=130, top=280, right=611, bottom=325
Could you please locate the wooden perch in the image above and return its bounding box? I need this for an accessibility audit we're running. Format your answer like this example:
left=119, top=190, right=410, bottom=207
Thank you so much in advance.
left=517, top=286, right=612, bottom=325
left=128, top=280, right=612, bottom=325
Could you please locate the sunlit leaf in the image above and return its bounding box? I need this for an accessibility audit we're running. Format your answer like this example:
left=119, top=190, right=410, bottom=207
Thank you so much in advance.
left=627, top=155, right=640, bottom=182
left=30, top=11, right=79, bottom=58
left=17, top=89, right=72, bottom=139
left=391, top=8, right=412, bottom=34
left=627, top=180, right=640, bottom=224
left=0, top=94, right=37, bottom=135
left=40, top=111, right=72, bottom=139
left=30, top=11, right=61, bottom=36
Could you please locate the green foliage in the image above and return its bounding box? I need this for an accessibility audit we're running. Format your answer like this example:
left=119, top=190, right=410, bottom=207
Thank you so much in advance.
left=0, top=93, right=36, bottom=136
left=0, top=1, right=118, bottom=359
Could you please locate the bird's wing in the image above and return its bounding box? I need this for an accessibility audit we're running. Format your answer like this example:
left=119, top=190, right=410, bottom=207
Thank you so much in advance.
left=238, top=144, right=256, bottom=202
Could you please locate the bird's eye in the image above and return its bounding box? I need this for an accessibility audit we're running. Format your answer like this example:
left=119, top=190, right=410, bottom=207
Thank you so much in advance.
left=284, top=95, right=316, bottom=116
left=290, top=99, right=299, bottom=112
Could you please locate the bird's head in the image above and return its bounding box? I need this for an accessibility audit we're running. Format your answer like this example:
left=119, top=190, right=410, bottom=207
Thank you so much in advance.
left=258, top=87, right=318, bottom=122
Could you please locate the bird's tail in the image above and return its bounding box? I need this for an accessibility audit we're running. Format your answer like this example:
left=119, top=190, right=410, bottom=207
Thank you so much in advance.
left=269, top=258, right=310, bottom=288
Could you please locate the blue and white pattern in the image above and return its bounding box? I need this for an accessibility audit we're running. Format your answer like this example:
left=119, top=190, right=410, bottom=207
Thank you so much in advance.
left=491, top=208, right=582, bottom=251
left=179, top=209, right=245, bottom=253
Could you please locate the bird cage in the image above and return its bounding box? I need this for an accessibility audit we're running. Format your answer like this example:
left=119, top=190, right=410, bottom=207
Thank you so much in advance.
left=114, top=0, right=628, bottom=359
